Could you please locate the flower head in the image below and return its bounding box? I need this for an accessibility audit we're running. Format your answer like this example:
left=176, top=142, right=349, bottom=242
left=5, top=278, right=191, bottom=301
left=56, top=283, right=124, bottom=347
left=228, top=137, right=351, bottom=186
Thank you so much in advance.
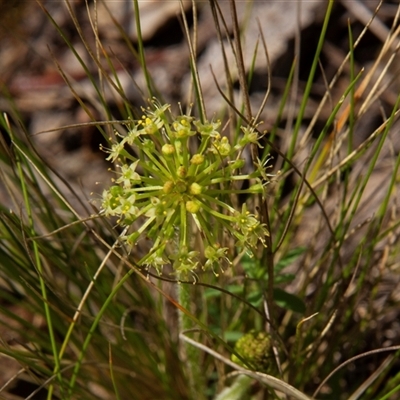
left=99, top=100, right=271, bottom=278
left=231, top=330, right=276, bottom=373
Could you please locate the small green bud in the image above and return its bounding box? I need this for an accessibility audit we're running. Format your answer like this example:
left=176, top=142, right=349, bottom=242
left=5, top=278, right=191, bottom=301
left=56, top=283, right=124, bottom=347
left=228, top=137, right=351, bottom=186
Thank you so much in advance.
left=190, top=154, right=204, bottom=165
left=177, top=166, right=187, bottom=178
left=186, top=200, right=201, bottom=214
left=162, top=144, right=175, bottom=156
left=189, top=182, right=202, bottom=195
left=175, top=181, right=187, bottom=193
left=163, top=181, right=174, bottom=194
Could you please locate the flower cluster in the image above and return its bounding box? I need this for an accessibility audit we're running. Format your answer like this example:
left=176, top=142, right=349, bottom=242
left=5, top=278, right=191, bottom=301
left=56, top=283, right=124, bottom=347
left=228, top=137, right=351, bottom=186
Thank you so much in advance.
left=100, top=101, right=269, bottom=279
left=231, top=330, right=276, bottom=373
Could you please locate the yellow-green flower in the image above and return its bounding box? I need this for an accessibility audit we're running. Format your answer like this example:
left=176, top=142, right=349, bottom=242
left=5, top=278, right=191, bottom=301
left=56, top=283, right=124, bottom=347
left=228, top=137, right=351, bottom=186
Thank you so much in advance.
left=231, top=330, right=276, bottom=374
left=99, top=100, right=271, bottom=279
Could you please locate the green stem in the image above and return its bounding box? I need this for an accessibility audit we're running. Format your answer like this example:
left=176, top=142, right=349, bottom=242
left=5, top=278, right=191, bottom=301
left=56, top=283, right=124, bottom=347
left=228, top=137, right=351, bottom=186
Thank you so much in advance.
left=177, top=199, right=205, bottom=399
left=177, top=282, right=206, bottom=400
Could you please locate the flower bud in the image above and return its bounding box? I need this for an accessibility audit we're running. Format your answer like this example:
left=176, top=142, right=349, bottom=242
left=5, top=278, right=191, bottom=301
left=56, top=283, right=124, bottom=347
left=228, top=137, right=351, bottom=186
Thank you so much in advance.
left=177, top=166, right=187, bottom=178
left=190, top=154, right=204, bottom=165
left=162, top=144, right=175, bottom=156
left=189, top=182, right=202, bottom=195
left=231, top=330, right=276, bottom=374
left=163, top=181, right=174, bottom=194
left=186, top=200, right=200, bottom=214
left=175, top=181, right=187, bottom=193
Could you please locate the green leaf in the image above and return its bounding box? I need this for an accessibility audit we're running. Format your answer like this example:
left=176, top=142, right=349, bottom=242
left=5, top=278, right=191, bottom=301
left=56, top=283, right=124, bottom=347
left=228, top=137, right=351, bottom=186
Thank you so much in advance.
left=273, top=288, right=305, bottom=314
left=247, top=290, right=263, bottom=307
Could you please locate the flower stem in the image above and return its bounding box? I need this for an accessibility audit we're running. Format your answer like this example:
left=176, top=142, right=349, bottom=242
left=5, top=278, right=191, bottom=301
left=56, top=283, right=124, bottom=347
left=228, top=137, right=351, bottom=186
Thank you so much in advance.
left=178, top=282, right=206, bottom=400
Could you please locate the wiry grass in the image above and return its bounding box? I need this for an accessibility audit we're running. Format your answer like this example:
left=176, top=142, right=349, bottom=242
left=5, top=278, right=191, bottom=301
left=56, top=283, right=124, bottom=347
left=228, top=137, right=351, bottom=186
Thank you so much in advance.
left=0, top=0, right=400, bottom=399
